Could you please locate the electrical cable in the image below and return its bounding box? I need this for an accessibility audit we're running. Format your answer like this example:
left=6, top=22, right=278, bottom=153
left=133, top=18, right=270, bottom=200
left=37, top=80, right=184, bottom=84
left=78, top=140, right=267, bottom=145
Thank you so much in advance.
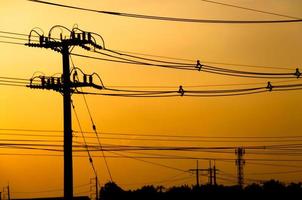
left=200, top=0, right=301, bottom=20
left=71, top=100, right=99, bottom=180
left=71, top=56, right=114, bottom=182
left=28, top=0, right=302, bottom=24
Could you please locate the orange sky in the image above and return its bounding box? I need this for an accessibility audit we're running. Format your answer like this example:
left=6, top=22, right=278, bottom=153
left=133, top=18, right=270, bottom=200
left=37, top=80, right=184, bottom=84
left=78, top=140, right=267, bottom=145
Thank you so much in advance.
left=0, top=0, right=302, bottom=198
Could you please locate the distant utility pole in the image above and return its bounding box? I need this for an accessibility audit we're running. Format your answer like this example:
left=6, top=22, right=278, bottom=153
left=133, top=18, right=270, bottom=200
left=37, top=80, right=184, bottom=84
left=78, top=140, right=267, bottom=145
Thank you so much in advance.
left=235, top=147, right=245, bottom=188
left=213, top=161, right=217, bottom=186
left=208, top=160, right=218, bottom=186
left=26, top=26, right=103, bottom=199
left=189, top=160, right=210, bottom=186
left=7, top=185, right=10, bottom=200
left=209, top=161, right=213, bottom=185
left=189, top=160, right=200, bottom=186
left=2, top=185, right=10, bottom=200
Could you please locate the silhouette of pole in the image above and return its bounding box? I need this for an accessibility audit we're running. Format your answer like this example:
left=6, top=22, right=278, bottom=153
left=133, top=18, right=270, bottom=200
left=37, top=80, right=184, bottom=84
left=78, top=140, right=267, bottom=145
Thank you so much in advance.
left=196, top=160, right=199, bottom=186
left=189, top=160, right=209, bottom=187
left=209, top=160, right=213, bottom=185
left=62, top=43, right=73, bottom=199
left=189, top=160, right=200, bottom=186
left=26, top=26, right=105, bottom=199
left=213, top=161, right=217, bottom=186
left=235, top=147, right=245, bottom=188
left=7, top=185, right=10, bottom=200
left=96, top=176, right=99, bottom=200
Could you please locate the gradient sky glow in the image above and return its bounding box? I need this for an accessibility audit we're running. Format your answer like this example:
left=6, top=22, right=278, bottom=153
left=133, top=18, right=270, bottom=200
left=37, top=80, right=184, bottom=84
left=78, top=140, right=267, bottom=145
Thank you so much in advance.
left=0, top=0, right=302, bottom=198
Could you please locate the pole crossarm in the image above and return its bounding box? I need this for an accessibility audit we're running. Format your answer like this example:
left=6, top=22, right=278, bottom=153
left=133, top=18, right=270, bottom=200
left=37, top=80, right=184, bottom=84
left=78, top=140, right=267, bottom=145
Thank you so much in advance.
left=27, top=73, right=103, bottom=93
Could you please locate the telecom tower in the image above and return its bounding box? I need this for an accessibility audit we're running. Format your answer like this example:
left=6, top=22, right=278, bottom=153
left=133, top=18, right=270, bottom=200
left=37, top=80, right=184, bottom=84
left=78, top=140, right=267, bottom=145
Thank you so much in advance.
left=235, top=147, right=245, bottom=188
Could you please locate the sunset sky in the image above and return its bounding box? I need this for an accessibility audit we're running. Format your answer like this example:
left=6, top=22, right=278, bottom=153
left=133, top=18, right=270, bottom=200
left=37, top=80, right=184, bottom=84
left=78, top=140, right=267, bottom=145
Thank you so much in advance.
left=0, top=0, right=302, bottom=198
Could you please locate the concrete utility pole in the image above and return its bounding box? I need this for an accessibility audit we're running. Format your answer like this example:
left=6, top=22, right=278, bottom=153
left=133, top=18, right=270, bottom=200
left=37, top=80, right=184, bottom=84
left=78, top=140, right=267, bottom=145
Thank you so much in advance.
left=61, top=42, right=73, bottom=199
left=235, top=147, right=245, bottom=188
left=26, top=26, right=103, bottom=199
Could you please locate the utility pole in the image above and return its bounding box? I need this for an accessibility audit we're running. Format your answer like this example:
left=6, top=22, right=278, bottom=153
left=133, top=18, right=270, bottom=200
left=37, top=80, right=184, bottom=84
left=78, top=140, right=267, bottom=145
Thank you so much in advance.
left=196, top=160, right=199, bottom=187
left=96, top=176, right=99, bottom=200
left=189, top=160, right=200, bottom=186
left=213, top=161, right=217, bottom=186
left=209, top=161, right=213, bottom=185
left=7, top=185, right=10, bottom=200
left=189, top=160, right=209, bottom=186
left=62, top=42, right=73, bottom=199
left=26, top=26, right=103, bottom=199
left=235, top=147, right=245, bottom=188
left=207, top=160, right=218, bottom=186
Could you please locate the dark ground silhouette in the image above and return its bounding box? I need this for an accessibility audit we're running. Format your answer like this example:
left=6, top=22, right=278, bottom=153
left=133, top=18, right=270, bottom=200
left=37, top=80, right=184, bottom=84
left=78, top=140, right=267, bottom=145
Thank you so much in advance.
left=100, top=180, right=302, bottom=200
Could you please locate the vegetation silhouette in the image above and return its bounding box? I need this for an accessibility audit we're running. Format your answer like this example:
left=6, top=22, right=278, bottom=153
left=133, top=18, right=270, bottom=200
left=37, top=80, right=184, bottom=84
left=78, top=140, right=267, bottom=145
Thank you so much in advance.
left=100, top=180, right=302, bottom=200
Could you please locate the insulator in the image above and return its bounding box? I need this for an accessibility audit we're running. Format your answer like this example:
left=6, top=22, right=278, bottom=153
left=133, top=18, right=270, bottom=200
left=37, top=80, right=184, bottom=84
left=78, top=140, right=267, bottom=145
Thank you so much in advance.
left=77, top=33, right=81, bottom=40
left=60, top=33, right=63, bottom=41
left=57, top=78, right=61, bottom=85
left=51, top=77, right=55, bottom=85
left=80, top=45, right=90, bottom=51
left=89, top=75, right=93, bottom=84
left=71, top=31, right=75, bottom=39
left=73, top=73, right=77, bottom=82
left=46, top=78, right=51, bottom=86
left=61, top=75, right=64, bottom=84
left=41, top=76, right=45, bottom=87
left=295, top=68, right=301, bottom=78
left=94, top=44, right=102, bottom=49
left=82, top=32, right=86, bottom=41
left=83, top=74, right=87, bottom=84
left=87, top=32, right=91, bottom=42
left=196, top=60, right=202, bottom=71
left=39, top=35, right=44, bottom=45
left=178, top=85, right=185, bottom=96
left=266, top=81, right=273, bottom=91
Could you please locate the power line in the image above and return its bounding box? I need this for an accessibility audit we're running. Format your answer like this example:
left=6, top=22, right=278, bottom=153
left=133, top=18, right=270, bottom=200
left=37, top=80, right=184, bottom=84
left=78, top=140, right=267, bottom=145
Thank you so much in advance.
left=0, top=35, right=30, bottom=41
left=0, top=83, right=27, bottom=87
left=74, top=84, right=302, bottom=98
left=71, top=59, right=114, bottom=182
left=3, top=127, right=302, bottom=139
left=105, top=150, right=189, bottom=173
left=247, top=169, right=302, bottom=176
left=200, top=0, right=301, bottom=20
left=120, top=172, right=192, bottom=187
left=0, top=29, right=298, bottom=72
left=0, top=40, right=25, bottom=46
left=105, top=48, right=295, bottom=71
left=71, top=52, right=301, bottom=78
left=28, top=0, right=302, bottom=24
left=71, top=101, right=99, bottom=181
left=12, top=183, right=90, bottom=194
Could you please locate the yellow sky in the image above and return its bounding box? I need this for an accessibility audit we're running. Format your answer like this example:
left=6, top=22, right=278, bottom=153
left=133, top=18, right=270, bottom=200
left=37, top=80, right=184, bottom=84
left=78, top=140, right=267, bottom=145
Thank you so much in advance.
left=1, top=0, right=302, bottom=198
